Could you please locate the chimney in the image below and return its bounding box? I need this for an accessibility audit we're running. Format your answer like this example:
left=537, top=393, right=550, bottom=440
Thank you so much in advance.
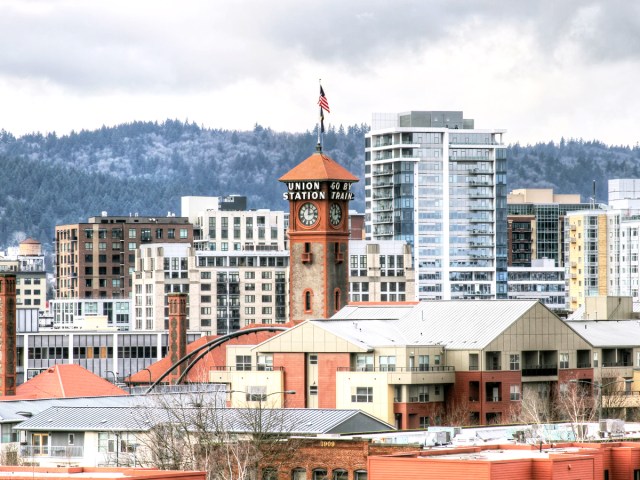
left=0, top=274, right=17, bottom=395
left=167, top=293, right=188, bottom=383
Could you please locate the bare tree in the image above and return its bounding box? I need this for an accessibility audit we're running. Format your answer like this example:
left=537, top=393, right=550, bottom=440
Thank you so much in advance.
left=554, top=382, right=597, bottom=442
left=134, top=389, right=301, bottom=480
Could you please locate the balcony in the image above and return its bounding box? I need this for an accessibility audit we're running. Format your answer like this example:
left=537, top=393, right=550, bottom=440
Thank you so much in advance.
left=521, top=364, right=558, bottom=377
left=337, top=366, right=455, bottom=385
left=20, top=445, right=84, bottom=459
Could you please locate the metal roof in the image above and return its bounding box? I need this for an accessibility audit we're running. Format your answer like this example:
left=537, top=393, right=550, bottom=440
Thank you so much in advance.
left=321, top=300, right=539, bottom=350
left=313, top=320, right=408, bottom=349
left=0, top=390, right=227, bottom=424
left=566, top=320, right=640, bottom=347
left=331, top=305, right=413, bottom=321
left=15, top=406, right=394, bottom=435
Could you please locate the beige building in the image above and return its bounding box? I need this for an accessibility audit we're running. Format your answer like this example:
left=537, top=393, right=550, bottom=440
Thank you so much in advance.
left=349, top=240, right=414, bottom=302
left=212, top=300, right=599, bottom=428
left=0, top=238, right=47, bottom=312
left=181, top=196, right=287, bottom=253
left=132, top=244, right=289, bottom=334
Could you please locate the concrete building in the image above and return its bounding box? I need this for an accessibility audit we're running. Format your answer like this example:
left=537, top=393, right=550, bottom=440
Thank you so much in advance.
left=181, top=195, right=287, bottom=253
left=55, top=214, right=193, bottom=299
left=348, top=240, right=414, bottom=303
left=507, top=258, right=566, bottom=312
left=0, top=238, right=47, bottom=313
left=365, top=110, right=508, bottom=301
left=507, top=189, right=597, bottom=268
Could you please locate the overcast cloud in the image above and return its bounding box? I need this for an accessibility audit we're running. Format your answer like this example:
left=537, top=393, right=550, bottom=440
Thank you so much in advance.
left=0, top=0, right=638, bottom=145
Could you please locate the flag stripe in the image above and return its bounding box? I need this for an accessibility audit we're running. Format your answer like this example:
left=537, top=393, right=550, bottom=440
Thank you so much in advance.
left=318, top=86, right=330, bottom=113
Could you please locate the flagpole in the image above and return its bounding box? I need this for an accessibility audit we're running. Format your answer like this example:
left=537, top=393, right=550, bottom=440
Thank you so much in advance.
left=317, top=78, right=322, bottom=152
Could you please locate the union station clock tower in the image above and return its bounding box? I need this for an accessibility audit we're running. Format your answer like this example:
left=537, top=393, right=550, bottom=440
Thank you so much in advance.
left=279, top=146, right=359, bottom=323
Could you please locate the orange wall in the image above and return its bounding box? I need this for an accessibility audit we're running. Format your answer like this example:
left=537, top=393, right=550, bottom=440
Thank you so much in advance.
left=318, top=353, right=350, bottom=409
left=274, top=352, right=306, bottom=408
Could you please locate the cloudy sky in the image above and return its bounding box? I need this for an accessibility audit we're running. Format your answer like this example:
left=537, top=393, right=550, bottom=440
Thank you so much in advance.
left=0, top=0, right=638, bottom=145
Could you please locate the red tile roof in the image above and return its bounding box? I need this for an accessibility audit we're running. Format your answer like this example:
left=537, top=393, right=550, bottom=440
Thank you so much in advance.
left=2, top=364, right=128, bottom=400
left=279, top=152, right=359, bottom=183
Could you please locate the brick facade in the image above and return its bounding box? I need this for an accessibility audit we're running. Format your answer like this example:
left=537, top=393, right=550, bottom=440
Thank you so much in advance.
left=0, top=274, right=17, bottom=396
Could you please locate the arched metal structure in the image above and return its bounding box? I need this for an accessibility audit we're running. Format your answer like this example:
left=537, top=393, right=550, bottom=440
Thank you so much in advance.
left=143, top=326, right=288, bottom=395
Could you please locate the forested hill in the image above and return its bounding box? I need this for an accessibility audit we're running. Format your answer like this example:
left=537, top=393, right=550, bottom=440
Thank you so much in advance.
left=0, top=120, right=638, bottom=250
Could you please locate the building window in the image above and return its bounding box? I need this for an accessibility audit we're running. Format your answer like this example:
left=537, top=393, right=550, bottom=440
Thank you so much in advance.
left=379, top=356, right=396, bottom=372
left=509, top=354, right=520, bottom=370
left=418, top=355, right=430, bottom=371
left=356, top=353, right=374, bottom=371
left=351, top=387, right=373, bottom=403
left=236, top=355, right=251, bottom=371
left=180, top=228, right=188, bottom=239
left=354, top=471, right=367, bottom=480
left=257, top=354, right=273, bottom=371
left=593, top=352, right=598, bottom=368
left=560, top=352, right=569, bottom=369
left=332, top=470, right=348, bottom=480
left=292, top=468, right=307, bottom=480
left=334, top=288, right=341, bottom=312
left=246, top=386, right=267, bottom=402
left=419, top=417, right=430, bottom=429
left=510, top=384, right=521, bottom=401
left=309, top=385, right=318, bottom=396
left=309, top=354, right=318, bottom=365
left=304, top=290, right=312, bottom=313
left=312, top=470, right=327, bottom=480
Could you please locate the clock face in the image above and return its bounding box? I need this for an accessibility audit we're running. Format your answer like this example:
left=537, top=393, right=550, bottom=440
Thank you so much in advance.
left=298, top=202, right=319, bottom=227
left=329, top=203, right=342, bottom=226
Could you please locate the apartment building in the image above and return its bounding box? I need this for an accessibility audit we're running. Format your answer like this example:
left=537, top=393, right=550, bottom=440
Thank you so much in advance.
left=365, top=111, right=508, bottom=300
left=55, top=213, right=193, bottom=299
left=348, top=240, right=414, bottom=302
left=212, top=300, right=595, bottom=428
left=507, top=258, right=566, bottom=312
left=131, top=244, right=289, bottom=334
left=507, top=189, right=597, bottom=268
left=0, top=238, right=47, bottom=312
left=181, top=196, right=287, bottom=253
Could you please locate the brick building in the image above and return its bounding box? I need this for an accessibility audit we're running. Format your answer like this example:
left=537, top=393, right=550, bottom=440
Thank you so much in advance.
left=55, top=213, right=193, bottom=299
left=214, top=300, right=597, bottom=428
left=368, top=441, right=640, bottom=480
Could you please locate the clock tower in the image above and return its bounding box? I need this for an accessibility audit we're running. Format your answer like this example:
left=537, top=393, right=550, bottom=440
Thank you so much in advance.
left=279, top=146, right=358, bottom=323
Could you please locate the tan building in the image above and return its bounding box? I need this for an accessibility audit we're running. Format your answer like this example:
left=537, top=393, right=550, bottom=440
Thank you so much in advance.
left=0, top=239, right=47, bottom=312
left=181, top=196, right=287, bottom=253
left=348, top=240, right=414, bottom=302
left=212, top=300, right=597, bottom=428
left=564, top=210, right=612, bottom=311
left=55, top=214, right=193, bottom=300
left=132, top=244, right=289, bottom=334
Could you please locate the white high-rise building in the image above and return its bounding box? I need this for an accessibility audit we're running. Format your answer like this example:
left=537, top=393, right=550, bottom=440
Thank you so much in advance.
left=365, top=111, right=507, bottom=300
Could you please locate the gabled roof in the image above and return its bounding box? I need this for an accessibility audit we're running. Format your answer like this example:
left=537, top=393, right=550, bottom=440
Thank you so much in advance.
left=308, top=300, right=543, bottom=351
left=15, top=406, right=394, bottom=435
left=279, top=152, right=359, bottom=183
left=4, top=364, right=128, bottom=400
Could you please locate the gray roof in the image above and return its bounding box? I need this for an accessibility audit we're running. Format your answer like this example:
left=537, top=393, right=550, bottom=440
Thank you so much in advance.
left=321, top=300, right=540, bottom=350
left=0, top=390, right=227, bottom=424
left=15, top=406, right=394, bottom=435
left=566, top=320, right=640, bottom=347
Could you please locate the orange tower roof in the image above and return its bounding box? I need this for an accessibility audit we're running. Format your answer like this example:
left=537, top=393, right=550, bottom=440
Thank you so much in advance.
left=279, top=151, right=359, bottom=183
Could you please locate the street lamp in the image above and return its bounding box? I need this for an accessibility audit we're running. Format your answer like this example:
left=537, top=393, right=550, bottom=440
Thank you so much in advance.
left=106, top=370, right=118, bottom=384
left=569, top=378, right=633, bottom=420
left=226, top=389, right=296, bottom=407
left=142, top=368, right=152, bottom=385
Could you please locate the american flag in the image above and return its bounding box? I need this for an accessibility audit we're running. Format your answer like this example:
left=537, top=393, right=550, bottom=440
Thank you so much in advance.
left=318, top=86, right=330, bottom=113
